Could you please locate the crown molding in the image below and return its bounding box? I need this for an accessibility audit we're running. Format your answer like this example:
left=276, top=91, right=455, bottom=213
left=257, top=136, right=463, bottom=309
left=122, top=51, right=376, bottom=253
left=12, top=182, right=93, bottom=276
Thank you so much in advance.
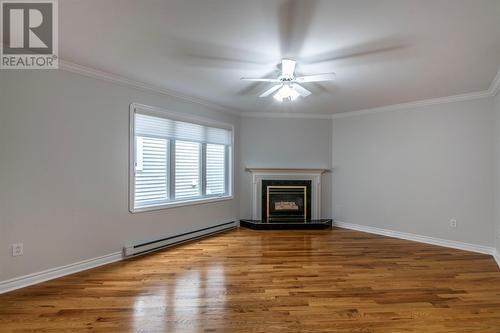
left=59, top=60, right=331, bottom=120
left=331, top=90, right=492, bottom=119
left=59, top=60, right=241, bottom=116
left=332, top=67, right=500, bottom=120
left=59, top=60, right=499, bottom=120
left=240, top=88, right=494, bottom=120
left=240, top=111, right=332, bottom=119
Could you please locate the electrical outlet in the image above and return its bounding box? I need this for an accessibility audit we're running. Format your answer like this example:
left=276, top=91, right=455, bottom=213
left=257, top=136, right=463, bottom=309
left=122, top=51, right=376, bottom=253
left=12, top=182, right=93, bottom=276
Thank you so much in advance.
left=12, top=243, right=23, bottom=256
left=449, top=219, right=457, bottom=228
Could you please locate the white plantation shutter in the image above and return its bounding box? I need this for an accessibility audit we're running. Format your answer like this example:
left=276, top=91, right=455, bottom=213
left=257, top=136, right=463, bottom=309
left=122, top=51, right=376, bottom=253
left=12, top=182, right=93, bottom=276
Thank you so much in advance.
left=131, top=106, right=233, bottom=211
left=206, top=144, right=226, bottom=195
left=175, top=141, right=201, bottom=199
left=134, top=137, right=168, bottom=208
left=135, top=113, right=231, bottom=145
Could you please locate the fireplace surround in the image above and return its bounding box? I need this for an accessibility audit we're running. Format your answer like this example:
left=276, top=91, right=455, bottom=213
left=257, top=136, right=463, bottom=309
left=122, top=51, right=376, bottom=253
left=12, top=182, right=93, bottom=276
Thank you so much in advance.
left=240, top=168, right=332, bottom=229
left=245, top=167, right=328, bottom=220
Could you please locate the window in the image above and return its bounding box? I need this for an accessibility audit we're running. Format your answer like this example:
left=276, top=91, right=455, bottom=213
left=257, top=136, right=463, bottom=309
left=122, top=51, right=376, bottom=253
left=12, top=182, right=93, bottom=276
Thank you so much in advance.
left=174, top=141, right=201, bottom=199
left=130, top=104, right=233, bottom=212
left=206, top=144, right=226, bottom=195
left=134, top=137, right=169, bottom=206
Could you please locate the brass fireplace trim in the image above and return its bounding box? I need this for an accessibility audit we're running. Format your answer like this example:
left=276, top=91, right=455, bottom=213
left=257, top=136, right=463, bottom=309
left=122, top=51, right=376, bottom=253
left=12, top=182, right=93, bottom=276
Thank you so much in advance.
left=266, top=185, right=307, bottom=222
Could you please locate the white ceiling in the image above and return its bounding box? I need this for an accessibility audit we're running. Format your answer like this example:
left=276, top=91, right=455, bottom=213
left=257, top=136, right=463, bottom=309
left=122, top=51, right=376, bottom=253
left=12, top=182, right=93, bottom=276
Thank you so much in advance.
left=60, top=0, right=500, bottom=115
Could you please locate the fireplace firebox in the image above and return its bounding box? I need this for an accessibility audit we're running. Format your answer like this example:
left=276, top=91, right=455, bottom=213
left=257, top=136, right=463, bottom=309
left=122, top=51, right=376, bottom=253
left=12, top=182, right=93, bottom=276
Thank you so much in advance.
left=262, top=180, right=311, bottom=222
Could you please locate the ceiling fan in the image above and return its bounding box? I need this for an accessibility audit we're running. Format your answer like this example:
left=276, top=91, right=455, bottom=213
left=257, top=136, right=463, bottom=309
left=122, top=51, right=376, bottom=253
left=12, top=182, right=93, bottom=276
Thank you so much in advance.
left=240, top=59, right=335, bottom=102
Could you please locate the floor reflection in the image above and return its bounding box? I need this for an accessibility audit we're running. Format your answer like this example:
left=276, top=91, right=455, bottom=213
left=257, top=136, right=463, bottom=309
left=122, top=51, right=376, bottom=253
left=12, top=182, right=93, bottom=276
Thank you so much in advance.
left=132, top=287, right=167, bottom=332
left=173, top=270, right=200, bottom=331
left=132, top=262, right=227, bottom=332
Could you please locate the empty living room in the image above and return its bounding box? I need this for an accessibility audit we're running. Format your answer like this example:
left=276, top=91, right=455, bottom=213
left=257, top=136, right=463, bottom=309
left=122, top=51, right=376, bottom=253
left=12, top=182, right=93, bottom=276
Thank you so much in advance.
left=1, top=0, right=500, bottom=332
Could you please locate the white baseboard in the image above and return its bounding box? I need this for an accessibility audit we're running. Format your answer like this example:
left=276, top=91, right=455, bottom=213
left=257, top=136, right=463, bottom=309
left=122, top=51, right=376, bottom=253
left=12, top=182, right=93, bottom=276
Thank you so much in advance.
left=0, top=252, right=123, bottom=294
left=2, top=223, right=496, bottom=294
left=494, top=250, right=500, bottom=270
left=333, top=221, right=496, bottom=255
left=0, top=221, right=240, bottom=294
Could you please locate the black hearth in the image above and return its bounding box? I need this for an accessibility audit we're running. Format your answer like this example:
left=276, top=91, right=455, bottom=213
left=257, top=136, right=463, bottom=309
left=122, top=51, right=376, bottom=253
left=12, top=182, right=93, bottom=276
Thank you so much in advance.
left=240, top=218, right=332, bottom=230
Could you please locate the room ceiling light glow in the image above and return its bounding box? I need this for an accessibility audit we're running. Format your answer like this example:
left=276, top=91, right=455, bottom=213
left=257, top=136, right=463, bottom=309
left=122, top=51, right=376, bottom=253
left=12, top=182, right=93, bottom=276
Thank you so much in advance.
left=273, top=84, right=300, bottom=102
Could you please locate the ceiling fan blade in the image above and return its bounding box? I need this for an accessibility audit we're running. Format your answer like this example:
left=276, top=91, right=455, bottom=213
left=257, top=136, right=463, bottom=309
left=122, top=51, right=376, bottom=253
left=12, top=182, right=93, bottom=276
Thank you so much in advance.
left=171, top=37, right=274, bottom=69
left=281, top=58, right=296, bottom=77
left=259, top=84, right=283, bottom=98
left=278, top=0, right=318, bottom=57
left=295, top=73, right=336, bottom=83
left=302, top=37, right=409, bottom=65
left=241, top=77, right=281, bottom=82
left=292, top=83, right=312, bottom=97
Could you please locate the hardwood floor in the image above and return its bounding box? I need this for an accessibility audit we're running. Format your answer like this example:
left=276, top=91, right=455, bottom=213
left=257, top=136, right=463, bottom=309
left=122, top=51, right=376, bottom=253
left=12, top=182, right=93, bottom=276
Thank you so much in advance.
left=1, top=227, right=500, bottom=332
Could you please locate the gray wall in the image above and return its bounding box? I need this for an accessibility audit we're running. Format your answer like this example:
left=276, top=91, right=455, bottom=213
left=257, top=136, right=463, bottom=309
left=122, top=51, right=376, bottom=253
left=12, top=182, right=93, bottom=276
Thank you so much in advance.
left=332, top=98, right=496, bottom=247
left=0, top=70, right=240, bottom=281
left=1, top=68, right=498, bottom=284
left=239, top=116, right=333, bottom=219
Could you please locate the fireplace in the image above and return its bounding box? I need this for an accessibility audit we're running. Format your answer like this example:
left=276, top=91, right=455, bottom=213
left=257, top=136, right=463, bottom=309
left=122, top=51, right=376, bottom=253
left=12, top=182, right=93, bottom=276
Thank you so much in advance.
left=240, top=168, right=331, bottom=229
left=262, top=180, right=312, bottom=222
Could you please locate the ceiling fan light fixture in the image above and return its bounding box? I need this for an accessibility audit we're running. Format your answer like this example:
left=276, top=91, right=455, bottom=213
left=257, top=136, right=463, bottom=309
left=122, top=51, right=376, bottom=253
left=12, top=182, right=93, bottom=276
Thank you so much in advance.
left=281, top=58, right=296, bottom=77
left=273, top=84, right=300, bottom=102
left=241, top=58, right=334, bottom=101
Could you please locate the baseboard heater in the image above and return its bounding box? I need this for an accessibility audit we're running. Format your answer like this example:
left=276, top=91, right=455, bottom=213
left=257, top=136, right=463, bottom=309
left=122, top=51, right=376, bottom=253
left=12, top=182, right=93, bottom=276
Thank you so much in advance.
left=123, top=221, right=239, bottom=257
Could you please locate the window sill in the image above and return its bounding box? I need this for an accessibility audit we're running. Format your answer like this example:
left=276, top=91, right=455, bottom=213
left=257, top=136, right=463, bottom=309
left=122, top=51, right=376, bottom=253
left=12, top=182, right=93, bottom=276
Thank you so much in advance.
left=130, top=195, right=234, bottom=213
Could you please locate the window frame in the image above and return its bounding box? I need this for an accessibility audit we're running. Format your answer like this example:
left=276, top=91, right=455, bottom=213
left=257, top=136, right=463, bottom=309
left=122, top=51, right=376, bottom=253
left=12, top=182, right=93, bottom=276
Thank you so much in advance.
left=129, top=103, right=234, bottom=213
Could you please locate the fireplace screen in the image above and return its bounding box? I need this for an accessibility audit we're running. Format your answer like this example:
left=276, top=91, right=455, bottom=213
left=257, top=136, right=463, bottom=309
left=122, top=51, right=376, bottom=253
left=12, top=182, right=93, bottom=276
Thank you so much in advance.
left=262, top=180, right=312, bottom=222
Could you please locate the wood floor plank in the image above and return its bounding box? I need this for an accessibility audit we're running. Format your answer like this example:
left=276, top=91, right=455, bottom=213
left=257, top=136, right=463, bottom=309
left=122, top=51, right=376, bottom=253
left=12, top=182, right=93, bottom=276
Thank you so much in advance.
left=1, top=228, right=499, bottom=332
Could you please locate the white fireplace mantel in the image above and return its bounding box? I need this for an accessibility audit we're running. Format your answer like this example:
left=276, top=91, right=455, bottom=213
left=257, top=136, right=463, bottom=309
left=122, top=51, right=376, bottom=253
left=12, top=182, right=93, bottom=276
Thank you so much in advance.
left=245, top=167, right=329, bottom=174
left=246, top=167, right=330, bottom=220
